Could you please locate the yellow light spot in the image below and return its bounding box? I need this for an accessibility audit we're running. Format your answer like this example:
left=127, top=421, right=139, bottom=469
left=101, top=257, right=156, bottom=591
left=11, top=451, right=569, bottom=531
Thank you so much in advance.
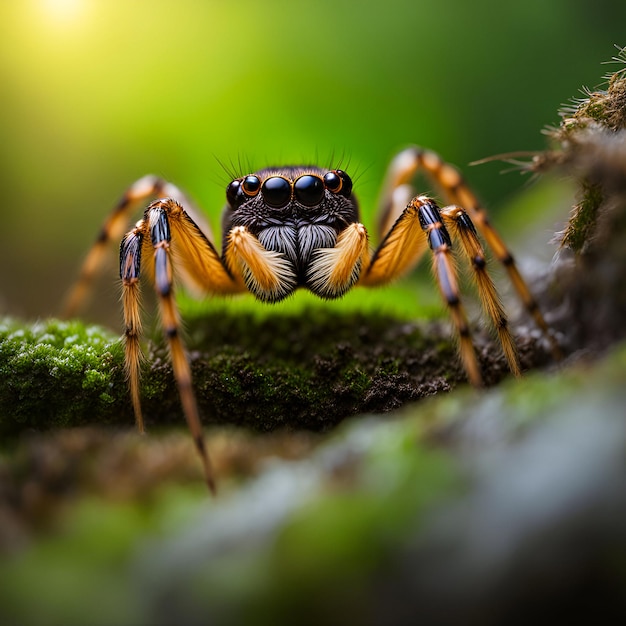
left=41, top=0, right=84, bottom=25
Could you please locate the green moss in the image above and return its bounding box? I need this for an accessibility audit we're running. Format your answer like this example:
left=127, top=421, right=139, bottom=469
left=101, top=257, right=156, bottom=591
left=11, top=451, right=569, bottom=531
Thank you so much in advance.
left=0, top=318, right=130, bottom=435
left=0, top=308, right=473, bottom=437
left=546, top=47, right=626, bottom=252
left=560, top=180, right=604, bottom=253
left=175, top=306, right=479, bottom=432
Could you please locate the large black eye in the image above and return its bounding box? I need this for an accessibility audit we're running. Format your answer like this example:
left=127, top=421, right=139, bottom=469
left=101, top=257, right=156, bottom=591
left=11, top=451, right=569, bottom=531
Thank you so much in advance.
left=242, top=175, right=261, bottom=196
left=324, top=170, right=352, bottom=197
left=226, top=179, right=243, bottom=207
left=262, top=176, right=291, bottom=208
left=294, top=175, right=325, bottom=207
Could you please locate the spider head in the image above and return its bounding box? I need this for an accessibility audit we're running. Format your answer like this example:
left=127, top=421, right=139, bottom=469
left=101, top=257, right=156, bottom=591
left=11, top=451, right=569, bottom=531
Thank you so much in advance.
left=221, top=166, right=359, bottom=256
left=225, top=167, right=353, bottom=212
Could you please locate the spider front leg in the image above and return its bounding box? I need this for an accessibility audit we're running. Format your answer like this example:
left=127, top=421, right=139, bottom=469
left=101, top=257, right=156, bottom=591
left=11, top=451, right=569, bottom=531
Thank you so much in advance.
left=119, top=198, right=242, bottom=494
left=362, top=196, right=485, bottom=386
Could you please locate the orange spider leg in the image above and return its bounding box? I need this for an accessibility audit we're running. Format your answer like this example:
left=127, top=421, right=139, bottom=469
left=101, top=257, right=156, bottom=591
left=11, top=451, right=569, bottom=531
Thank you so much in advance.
left=362, top=195, right=483, bottom=387
left=378, top=146, right=561, bottom=359
left=361, top=196, right=430, bottom=286
left=120, top=225, right=145, bottom=433
left=119, top=198, right=247, bottom=494
left=440, top=205, right=521, bottom=377
left=62, top=175, right=214, bottom=317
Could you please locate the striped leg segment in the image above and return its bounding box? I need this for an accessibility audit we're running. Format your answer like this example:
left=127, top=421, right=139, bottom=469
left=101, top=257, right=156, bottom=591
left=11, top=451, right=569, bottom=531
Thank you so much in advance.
left=141, top=201, right=219, bottom=493
left=417, top=198, right=483, bottom=386
left=440, top=205, right=521, bottom=377
left=364, top=195, right=483, bottom=386
left=120, top=226, right=145, bottom=432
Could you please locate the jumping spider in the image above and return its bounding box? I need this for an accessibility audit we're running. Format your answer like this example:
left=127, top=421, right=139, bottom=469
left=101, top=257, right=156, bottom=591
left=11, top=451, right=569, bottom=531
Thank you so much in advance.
left=64, top=147, right=558, bottom=492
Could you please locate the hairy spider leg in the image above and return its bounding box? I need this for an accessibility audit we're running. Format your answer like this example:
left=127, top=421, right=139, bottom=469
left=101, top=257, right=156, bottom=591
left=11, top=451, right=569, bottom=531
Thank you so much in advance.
left=378, top=147, right=561, bottom=359
left=119, top=225, right=145, bottom=434
left=62, top=175, right=214, bottom=317
left=440, top=205, right=521, bottom=377
left=362, top=196, right=483, bottom=387
left=119, top=197, right=248, bottom=494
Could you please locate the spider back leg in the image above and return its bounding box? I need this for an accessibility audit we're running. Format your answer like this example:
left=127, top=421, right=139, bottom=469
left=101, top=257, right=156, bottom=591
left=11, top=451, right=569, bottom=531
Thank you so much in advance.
left=418, top=198, right=483, bottom=386
left=62, top=175, right=214, bottom=317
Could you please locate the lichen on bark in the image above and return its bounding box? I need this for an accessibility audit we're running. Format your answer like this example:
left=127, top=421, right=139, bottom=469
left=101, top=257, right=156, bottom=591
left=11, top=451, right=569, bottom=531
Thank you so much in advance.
left=538, top=45, right=626, bottom=254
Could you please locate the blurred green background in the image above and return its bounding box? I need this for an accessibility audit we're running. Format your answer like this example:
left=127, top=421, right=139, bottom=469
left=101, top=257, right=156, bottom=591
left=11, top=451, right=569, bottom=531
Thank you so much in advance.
left=0, top=0, right=624, bottom=323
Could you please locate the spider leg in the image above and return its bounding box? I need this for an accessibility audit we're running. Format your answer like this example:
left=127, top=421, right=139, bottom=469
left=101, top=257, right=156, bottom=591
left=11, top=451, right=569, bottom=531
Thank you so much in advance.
left=378, top=147, right=561, bottom=359
left=361, top=198, right=430, bottom=287
left=362, top=195, right=483, bottom=387
left=440, top=205, right=521, bottom=377
left=62, top=175, right=214, bottom=317
left=120, top=225, right=145, bottom=433
left=123, top=198, right=238, bottom=493
left=150, top=206, right=216, bottom=493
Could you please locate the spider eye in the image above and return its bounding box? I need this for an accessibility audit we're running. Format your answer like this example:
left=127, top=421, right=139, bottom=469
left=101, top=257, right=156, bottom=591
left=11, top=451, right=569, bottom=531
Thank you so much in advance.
left=262, top=176, right=291, bottom=208
left=226, top=179, right=243, bottom=207
left=242, top=175, right=261, bottom=197
left=324, top=170, right=352, bottom=197
left=323, top=171, right=341, bottom=193
left=294, top=175, right=325, bottom=207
